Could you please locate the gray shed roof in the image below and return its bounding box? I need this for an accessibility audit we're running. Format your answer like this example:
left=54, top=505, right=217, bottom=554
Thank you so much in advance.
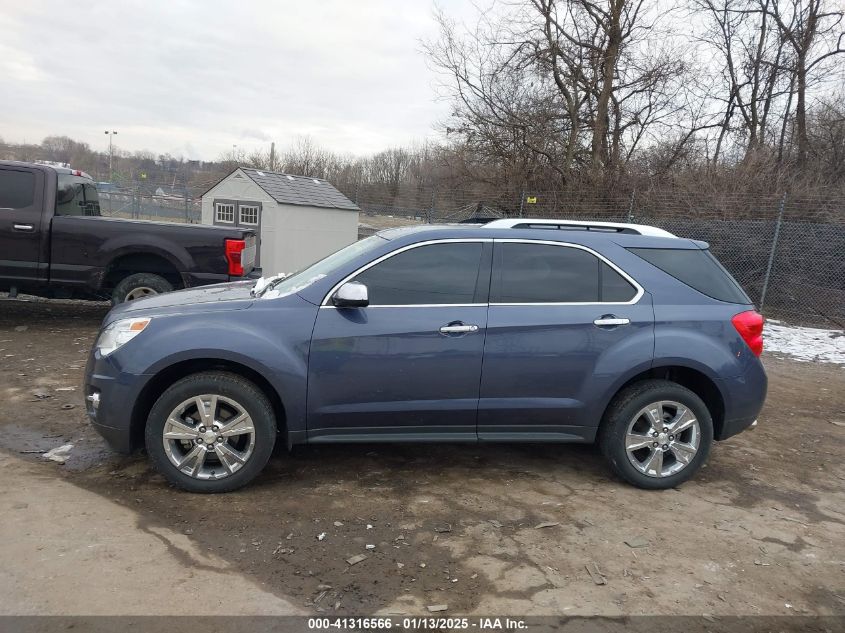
left=240, top=168, right=359, bottom=211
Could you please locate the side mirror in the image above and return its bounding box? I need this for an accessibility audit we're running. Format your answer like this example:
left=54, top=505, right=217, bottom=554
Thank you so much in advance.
left=332, top=281, right=369, bottom=308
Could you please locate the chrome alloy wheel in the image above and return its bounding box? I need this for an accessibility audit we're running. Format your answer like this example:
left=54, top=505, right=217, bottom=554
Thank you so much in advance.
left=624, top=400, right=701, bottom=478
left=162, top=394, right=256, bottom=480
left=124, top=286, right=157, bottom=301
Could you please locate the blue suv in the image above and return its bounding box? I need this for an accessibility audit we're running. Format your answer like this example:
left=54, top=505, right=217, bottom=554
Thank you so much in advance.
left=84, top=220, right=767, bottom=492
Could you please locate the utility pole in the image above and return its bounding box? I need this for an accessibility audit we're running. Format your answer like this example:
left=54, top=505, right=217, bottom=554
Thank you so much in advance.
left=269, top=142, right=276, bottom=171
left=104, top=130, right=117, bottom=179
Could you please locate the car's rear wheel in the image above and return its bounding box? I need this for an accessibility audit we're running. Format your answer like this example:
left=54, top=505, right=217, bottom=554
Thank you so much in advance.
left=112, top=272, right=173, bottom=305
left=598, top=379, right=713, bottom=490
left=145, top=372, right=276, bottom=493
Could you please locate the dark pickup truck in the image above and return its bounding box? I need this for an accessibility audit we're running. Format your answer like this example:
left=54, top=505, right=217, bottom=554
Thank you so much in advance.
left=0, top=161, right=258, bottom=304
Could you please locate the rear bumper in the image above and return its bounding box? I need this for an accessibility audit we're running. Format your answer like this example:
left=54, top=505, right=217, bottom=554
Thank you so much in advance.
left=714, top=359, right=768, bottom=441
left=716, top=413, right=759, bottom=440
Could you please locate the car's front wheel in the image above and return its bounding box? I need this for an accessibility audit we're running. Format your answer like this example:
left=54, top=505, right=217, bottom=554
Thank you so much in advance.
left=598, top=379, right=713, bottom=490
left=145, top=372, right=277, bottom=493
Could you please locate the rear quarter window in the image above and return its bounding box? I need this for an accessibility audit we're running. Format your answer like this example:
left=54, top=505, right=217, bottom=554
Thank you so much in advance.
left=628, top=247, right=751, bottom=304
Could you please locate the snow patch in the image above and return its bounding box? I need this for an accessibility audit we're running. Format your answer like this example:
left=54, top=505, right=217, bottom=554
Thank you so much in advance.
left=764, top=321, right=845, bottom=365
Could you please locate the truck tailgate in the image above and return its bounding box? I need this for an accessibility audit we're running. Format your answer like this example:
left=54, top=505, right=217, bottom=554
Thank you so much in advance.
left=241, top=233, right=257, bottom=274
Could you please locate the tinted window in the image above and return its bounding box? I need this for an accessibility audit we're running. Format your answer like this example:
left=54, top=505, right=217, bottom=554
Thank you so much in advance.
left=601, top=262, right=637, bottom=302
left=57, top=175, right=100, bottom=216
left=82, top=184, right=101, bottom=215
left=56, top=182, right=85, bottom=215
left=353, top=243, right=483, bottom=305
left=495, top=243, right=601, bottom=303
left=0, top=169, right=35, bottom=209
left=628, top=247, right=750, bottom=304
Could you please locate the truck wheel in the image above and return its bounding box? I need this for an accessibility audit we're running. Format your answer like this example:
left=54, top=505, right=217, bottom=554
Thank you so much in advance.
left=112, top=272, right=173, bottom=304
left=598, top=380, right=713, bottom=490
left=145, top=372, right=277, bottom=493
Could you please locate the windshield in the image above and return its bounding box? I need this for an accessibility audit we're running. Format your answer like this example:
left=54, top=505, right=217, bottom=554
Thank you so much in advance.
left=257, top=235, right=388, bottom=299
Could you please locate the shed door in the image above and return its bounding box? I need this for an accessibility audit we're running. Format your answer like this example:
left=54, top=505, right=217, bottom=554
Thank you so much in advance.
left=213, top=199, right=262, bottom=266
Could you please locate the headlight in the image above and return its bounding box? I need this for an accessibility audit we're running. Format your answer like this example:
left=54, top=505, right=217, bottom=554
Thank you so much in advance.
left=96, top=317, right=152, bottom=356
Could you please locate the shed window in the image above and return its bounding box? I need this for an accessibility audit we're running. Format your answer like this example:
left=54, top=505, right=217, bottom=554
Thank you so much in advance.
left=239, top=205, right=259, bottom=225
left=215, top=203, right=235, bottom=223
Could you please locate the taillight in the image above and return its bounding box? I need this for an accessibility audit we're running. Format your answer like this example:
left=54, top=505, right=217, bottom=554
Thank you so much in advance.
left=225, top=238, right=246, bottom=276
left=731, top=310, right=764, bottom=356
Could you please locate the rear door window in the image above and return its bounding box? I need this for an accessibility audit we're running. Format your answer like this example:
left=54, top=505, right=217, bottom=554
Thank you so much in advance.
left=628, top=247, right=750, bottom=304
left=57, top=176, right=100, bottom=216
left=0, top=169, right=35, bottom=209
left=493, top=242, right=637, bottom=303
left=352, top=242, right=484, bottom=305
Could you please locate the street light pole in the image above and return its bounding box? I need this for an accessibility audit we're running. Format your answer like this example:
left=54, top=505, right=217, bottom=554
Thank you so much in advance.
left=104, top=130, right=117, bottom=178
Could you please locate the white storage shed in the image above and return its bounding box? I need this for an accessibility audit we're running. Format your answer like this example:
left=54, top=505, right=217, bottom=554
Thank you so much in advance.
left=201, top=168, right=359, bottom=276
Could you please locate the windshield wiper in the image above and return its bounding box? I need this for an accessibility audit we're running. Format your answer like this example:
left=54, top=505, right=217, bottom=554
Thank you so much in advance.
left=251, top=273, right=289, bottom=298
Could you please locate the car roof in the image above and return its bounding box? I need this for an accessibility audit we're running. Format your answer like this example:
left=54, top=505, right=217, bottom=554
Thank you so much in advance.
left=484, top=218, right=676, bottom=237
left=377, top=222, right=705, bottom=249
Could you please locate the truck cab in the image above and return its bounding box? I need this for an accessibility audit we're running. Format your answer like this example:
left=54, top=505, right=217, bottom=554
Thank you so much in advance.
left=0, top=161, right=258, bottom=304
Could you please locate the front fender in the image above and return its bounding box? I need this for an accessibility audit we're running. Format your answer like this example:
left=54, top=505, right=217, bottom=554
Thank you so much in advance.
left=110, top=298, right=318, bottom=433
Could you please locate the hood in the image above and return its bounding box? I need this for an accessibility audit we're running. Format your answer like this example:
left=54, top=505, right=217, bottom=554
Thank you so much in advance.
left=105, top=281, right=255, bottom=324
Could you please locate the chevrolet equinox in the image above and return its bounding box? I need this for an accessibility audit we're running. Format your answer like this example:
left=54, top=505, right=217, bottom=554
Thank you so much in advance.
left=85, top=220, right=767, bottom=492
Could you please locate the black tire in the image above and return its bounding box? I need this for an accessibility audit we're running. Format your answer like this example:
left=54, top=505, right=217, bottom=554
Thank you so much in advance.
left=111, top=272, right=173, bottom=305
left=598, top=379, right=713, bottom=490
left=145, top=372, right=277, bottom=493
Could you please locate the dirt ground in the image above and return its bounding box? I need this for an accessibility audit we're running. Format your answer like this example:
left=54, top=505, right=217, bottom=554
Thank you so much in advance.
left=0, top=297, right=843, bottom=617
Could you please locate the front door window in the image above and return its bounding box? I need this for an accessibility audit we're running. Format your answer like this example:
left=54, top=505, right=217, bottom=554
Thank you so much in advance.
left=352, top=242, right=485, bottom=305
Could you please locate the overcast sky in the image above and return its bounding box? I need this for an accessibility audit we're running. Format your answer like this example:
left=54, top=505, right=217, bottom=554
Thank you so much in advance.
left=0, top=0, right=474, bottom=161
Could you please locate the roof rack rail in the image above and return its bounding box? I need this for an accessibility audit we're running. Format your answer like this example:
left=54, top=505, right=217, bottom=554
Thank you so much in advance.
left=484, top=218, right=676, bottom=238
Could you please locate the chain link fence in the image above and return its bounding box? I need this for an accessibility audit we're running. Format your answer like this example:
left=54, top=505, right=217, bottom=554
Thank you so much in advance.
left=99, top=187, right=201, bottom=223
left=98, top=180, right=842, bottom=327
left=348, top=187, right=845, bottom=328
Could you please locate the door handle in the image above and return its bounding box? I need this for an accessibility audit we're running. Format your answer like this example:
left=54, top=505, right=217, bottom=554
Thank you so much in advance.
left=439, top=323, right=479, bottom=334
left=593, top=316, right=630, bottom=327
left=13, top=224, right=34, bottom=232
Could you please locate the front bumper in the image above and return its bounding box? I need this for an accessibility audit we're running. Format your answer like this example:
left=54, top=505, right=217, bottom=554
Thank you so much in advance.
left=84, top=351, right=150, bottom=454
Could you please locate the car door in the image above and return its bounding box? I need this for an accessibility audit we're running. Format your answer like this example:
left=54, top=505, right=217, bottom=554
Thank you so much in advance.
left=307, top=239, right=492, bottom=441
left=0, top=165, right=47, bottom=284
left=478, top=239, right=654, bottom=441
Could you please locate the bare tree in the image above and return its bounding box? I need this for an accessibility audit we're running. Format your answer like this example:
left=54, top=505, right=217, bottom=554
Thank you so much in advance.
left=805, top=95, right=845, bottom=178
left=425, top=0, right=692, bottom=187
left=766, top=0, right=845, bottom=164
left=693, top=0, right=791, bottom=162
